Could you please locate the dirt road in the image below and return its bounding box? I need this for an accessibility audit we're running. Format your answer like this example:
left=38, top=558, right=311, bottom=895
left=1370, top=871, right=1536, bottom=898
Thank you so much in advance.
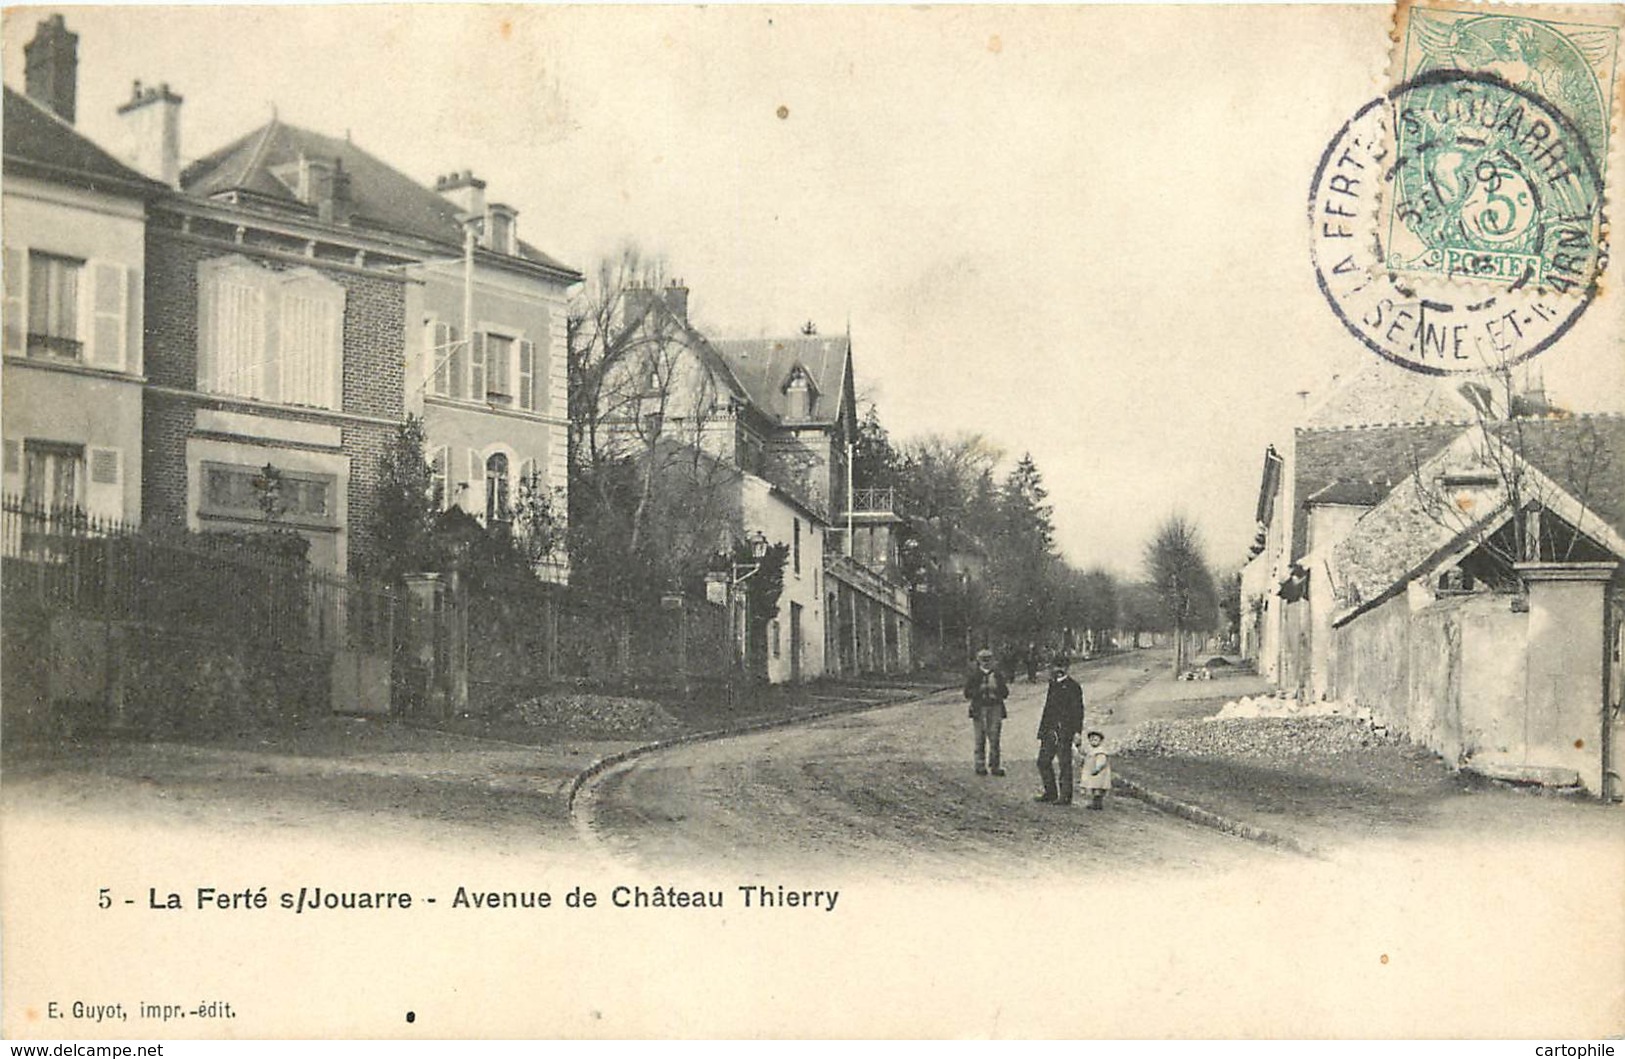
left=578, top=653, right=1270, bottom=877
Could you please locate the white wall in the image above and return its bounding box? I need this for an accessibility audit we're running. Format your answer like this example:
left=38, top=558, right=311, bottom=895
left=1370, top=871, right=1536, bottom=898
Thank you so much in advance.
left=742, top=474, right=826, bottom=683
left=2, top=176, right=148, bottom=521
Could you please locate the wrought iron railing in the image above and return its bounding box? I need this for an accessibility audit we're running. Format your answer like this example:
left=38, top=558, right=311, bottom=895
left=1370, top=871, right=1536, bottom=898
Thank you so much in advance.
left=849, top=487, right=895, bottom=514
left=1, top=495, right=391, bottom=654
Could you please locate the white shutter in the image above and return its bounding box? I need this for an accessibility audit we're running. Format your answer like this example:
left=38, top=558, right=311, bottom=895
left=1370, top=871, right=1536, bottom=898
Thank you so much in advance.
left=280, top=289, right=340, bottom=408
left=446, top=324, right=464, bottom=399
left=468, top=449, right=484, bottom=517
left=199, top=265, right=266, bottom=398
left=431, top=445, right=449, bottom=509
left=3, top=247, right=27, bottom=356
left=470, top=332, right=487, bottom=401
left=278, top=272, right=344, bottom=410
left=518, top=338, right=535, bottom=411
left=86, top=261, right=130, bottom=370
left=429, top=320, right=450, bottom=396
left=517, top=458, right=537, bottom=508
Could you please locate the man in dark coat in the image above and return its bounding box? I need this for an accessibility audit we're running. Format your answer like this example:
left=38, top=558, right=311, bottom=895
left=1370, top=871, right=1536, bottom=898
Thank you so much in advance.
left=964, top=647, right=1010, bottom=776
left=1035, top=656, right=1085, bottom=804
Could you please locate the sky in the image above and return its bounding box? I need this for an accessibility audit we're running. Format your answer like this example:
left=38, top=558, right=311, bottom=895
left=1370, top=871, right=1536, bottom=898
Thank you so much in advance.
left=6, top=3, right=1622, bottom=576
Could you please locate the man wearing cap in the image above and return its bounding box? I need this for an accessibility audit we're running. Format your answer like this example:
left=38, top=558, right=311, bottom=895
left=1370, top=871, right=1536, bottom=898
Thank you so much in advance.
left=963, top=648, right=1010, bottom=776
left=1035, top=656, right=1085, bottom=804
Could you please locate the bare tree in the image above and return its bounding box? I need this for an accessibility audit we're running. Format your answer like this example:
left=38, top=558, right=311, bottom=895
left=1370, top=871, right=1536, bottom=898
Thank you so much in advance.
left=1409, top=366, right=1615, bottom=588
left=567, top=246, right=734, bottom=598
left=1143, top=513, right=1218, bottom=675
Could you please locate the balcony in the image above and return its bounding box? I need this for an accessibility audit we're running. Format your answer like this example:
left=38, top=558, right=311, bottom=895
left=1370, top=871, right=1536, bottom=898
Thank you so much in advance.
left=849, top=487, right=895, bottom=515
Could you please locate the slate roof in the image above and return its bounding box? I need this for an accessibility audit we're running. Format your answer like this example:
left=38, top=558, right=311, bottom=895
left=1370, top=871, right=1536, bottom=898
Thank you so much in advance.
left=180, top=119, right=578, bottom=277
left=1507, top=415, right=1625, bottom=540
left=2, top=86, right=162, bottom=197
left=710, top=334, right=851, bottom=427
left=1326, top=415, right=1625, bottom=623
left=1291, top=420, right=1467, bottom=561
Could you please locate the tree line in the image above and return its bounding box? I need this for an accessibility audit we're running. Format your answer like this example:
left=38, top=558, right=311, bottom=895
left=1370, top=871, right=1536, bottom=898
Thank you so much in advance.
left=854, top=406, right=1230, bottom=669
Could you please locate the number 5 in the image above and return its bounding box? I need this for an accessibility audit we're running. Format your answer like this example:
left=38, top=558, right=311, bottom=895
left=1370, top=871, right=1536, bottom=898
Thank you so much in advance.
left=98, top=888, right=111, bottom=909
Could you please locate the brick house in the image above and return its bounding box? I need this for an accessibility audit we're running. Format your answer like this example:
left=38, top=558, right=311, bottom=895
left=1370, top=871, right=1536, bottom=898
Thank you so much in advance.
left=133, top=121, right=415, bottom=575
left=122, top=99, right=576, bottom=576
left=2, top=19, right=164, bottom=524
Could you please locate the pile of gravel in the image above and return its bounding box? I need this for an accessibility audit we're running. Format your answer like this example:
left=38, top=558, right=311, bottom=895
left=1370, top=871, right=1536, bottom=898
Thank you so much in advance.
left=1118, top=715, right=1402, bottom=760
left=504, top=693, right=683, bottom=737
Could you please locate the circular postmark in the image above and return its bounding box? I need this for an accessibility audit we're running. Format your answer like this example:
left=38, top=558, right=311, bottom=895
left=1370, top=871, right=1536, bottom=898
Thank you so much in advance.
left=1309, top=71, right=1605, bottom=376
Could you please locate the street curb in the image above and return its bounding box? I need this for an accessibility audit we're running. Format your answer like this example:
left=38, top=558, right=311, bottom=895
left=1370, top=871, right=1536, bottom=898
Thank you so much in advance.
left=566, top=684, right=957, bottom=815
left=1112, top=771, right=1323, bottom=859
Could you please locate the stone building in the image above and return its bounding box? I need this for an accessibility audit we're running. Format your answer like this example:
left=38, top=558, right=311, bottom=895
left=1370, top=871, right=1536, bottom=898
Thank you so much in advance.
left=118, top=86, right=576, bottom=575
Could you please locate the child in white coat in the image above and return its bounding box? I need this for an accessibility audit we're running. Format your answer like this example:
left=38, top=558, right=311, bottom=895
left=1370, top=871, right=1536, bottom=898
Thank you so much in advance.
left=1080, top=730, right=1111, bottom=810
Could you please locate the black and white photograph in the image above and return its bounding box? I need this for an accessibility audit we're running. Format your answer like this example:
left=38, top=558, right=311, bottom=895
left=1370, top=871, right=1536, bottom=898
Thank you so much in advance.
left=1, top=1, right=1622, bottom=1042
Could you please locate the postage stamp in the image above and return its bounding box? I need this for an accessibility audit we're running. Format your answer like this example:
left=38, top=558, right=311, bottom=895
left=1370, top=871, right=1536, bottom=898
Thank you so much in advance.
left=1386, top=2, right=1620, bottom=291
left=1309, top=1, right=1623, bottom=376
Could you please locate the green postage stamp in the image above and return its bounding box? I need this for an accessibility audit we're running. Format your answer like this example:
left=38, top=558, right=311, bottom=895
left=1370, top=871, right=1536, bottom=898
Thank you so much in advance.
left=1384, top=1, right=1621, bottom=292
left=1310, top=1, right=1623, bottom=375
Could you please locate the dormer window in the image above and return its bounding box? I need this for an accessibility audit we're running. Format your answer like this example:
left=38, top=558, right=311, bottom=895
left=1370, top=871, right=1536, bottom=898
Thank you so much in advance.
left=785, top=369, right=813, bottom=420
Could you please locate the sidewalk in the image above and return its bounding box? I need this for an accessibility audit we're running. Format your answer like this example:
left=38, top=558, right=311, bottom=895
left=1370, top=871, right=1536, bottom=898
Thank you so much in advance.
left=1110, top=665, right=1622, bottom=855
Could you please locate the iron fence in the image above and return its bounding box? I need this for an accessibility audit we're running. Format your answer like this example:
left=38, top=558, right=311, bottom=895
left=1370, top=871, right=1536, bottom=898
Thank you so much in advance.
left=1, top=496, right=392, bottom=655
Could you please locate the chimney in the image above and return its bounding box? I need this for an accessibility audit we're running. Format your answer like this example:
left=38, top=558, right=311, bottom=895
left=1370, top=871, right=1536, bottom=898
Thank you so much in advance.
left=292, top=153, right=354, bottom=225
left=116, top=79, right=184, bottom=186
left=486, top=202, right=518, bottom=255
left=663, top=279, right=689, bottom=324
left=24, top=14, right=79, bottom=124
left=624, top=282, right=658, bottom=327
left=435, top=170, right=486, bottom=229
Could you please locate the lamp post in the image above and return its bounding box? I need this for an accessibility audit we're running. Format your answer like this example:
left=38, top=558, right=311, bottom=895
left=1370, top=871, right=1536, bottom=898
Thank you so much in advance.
left=724, top=530, right=770, bottom=707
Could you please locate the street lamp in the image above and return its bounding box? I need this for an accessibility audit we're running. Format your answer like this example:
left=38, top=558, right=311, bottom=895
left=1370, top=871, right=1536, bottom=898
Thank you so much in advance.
left=724, top=530, right=770, bottom=706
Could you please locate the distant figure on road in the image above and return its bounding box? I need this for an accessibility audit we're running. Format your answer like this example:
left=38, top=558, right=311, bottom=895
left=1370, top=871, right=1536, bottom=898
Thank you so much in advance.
left=1081, top=730, right=1112, bottom=810
left=1025, top=642, right=1040, bottom=683
left=964, top=648, right=1010, bottom=777
left=1035, top=656, right=1085, bottom=805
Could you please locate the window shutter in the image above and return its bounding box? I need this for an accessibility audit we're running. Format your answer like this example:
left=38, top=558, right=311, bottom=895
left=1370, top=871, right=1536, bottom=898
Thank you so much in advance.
left=280, top=286, right=342, bottom=409
left=468, top=449, right=483, bottom=515
left=430, top=445, right=449, bottom=508
left=470, top=332, right=487, bottom=400
left=430, top=321, right=451, bottom=395
left=3, top=247, right=27, bottom=356
left=86, top=261, right=130, bottom=370
left=518, top=458, right=537, bottom=505
left=446, top=325, right=464, bottom=399
left=199, top=262, right=267, bottom=397
left=518, top=338, right=535, bottom=411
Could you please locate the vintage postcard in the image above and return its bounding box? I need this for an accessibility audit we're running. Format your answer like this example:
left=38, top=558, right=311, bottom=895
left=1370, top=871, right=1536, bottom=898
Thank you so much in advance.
left=2, top=2, right=1622, bottom=1043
